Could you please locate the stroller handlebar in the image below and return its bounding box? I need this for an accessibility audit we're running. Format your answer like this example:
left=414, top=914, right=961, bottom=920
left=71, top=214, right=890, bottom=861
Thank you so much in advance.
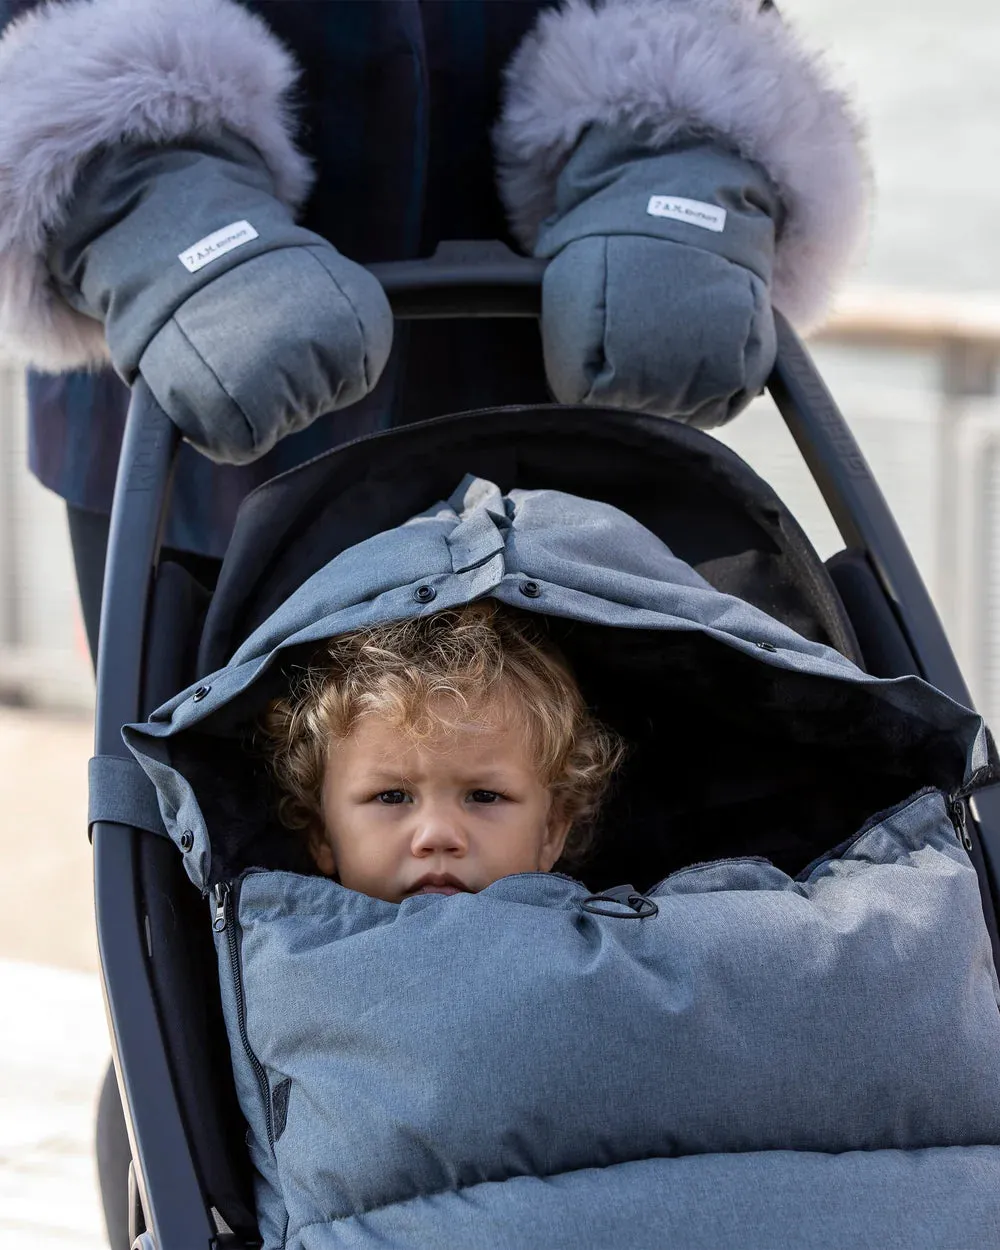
left=369, top=241, right=545, bottom=319
left=94, top=377, right=177, bottom=756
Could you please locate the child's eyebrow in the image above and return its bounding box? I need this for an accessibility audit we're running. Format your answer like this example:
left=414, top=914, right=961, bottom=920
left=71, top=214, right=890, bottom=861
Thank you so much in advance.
left=355, top=768, right=411, bottom=782
left=353, top=764, right=519, bottom=783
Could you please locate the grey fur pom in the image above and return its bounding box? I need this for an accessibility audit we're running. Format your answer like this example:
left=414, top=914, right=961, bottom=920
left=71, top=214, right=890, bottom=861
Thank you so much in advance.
left=0, top=0, right=312, bottom=370
left=495, top=0, right=870, bottom=331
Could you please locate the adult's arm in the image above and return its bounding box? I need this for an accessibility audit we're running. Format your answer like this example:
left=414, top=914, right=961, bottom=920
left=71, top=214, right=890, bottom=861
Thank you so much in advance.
left=495, top=0, right=868, bottom=427
left=0, top=0, right=393, bottom=463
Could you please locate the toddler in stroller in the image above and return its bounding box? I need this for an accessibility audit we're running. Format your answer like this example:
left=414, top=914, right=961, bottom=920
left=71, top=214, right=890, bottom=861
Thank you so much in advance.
left=118, top=444, right=1000, bottom=1250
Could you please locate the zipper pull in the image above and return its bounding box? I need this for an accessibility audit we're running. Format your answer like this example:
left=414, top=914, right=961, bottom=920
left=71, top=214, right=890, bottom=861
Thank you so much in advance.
left=213, top=883, right=230, bottom=933
left=952, top=798, right=974, bottom=852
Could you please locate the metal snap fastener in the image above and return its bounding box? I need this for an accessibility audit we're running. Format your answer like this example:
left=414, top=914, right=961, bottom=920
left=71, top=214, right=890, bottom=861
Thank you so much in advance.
left=413, top=585, right=436, bottom=604
left=756, top=641, right=777, bottom=653
left=192, top=685, right=211, bottom=702
left=519, top=580, right=541, bottom=599
left=179, top=831, right=194, bottom=852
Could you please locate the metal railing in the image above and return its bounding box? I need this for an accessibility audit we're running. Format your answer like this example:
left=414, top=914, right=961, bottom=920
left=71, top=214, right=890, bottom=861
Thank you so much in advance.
left=815, top=291, right=1000, bottom=718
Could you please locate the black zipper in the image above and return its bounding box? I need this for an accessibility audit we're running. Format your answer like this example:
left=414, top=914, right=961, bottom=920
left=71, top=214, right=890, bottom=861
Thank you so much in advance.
left=214, top=881, right=274, bottom=1151
left=950, top=795, right=974, bottom=852
left=948, top=764, right=996, bottom=854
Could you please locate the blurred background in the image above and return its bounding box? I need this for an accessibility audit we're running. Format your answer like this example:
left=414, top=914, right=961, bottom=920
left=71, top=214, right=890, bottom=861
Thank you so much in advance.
left=1, top=2, right=998, bottom=1246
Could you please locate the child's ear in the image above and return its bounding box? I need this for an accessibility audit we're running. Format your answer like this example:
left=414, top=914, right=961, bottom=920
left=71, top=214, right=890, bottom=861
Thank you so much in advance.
left=540, top=803, right=572, bottom=872
left=310, top=832, right=337, bottom=878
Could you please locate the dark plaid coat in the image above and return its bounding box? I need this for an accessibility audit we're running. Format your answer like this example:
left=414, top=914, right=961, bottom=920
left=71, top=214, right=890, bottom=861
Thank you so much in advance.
left=5, top=0, right=551, bottom=555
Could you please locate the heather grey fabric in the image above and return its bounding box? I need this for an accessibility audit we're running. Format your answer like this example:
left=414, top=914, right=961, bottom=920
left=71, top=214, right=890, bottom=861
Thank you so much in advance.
left=217, top=789, right=1000, bottom=1250
left=292, top=1148, right=1000, bottom=1250
left=49, top=133, right=392, bottom=463
left=123, top=477, right=1000, bottom=1249
left=535, top=125, right=779, bottom=428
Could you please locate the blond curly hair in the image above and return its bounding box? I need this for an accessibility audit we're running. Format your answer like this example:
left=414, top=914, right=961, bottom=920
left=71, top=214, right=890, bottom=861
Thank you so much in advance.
left=259, top=600, right=624, bottom=866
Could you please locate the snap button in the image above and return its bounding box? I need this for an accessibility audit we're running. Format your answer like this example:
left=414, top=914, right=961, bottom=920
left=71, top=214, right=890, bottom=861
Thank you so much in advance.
left=519, top=580, right=542, bottom=599
left=756, top=641, right=777, bottom=653
left=179, top=831, right=194, bottom=852
left=192, top=685, right=211, bottom=702
left=413, top=585, right=436, bottom=604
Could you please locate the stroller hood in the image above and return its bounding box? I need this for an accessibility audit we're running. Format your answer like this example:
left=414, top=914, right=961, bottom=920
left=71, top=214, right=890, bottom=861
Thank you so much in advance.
left=124, top=473, right=993, bottom=893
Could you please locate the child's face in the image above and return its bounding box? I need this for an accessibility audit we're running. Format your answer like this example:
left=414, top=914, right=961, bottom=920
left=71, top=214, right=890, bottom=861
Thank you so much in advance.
left=316, top=704, right=571, bottom=903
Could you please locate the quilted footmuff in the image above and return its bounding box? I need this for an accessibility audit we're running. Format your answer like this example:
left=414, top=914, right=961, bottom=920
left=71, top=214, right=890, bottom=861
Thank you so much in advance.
left=218, top=790, right=1000, bottom=1249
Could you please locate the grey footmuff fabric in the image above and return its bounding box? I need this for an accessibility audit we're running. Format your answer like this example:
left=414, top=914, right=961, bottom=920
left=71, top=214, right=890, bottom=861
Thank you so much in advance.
left=0, top=0, right=392, bottom=463
left=231, top=799, right=1000, bottom=1250
left=496, top=0, right=869, bottom=426
left=124, top=477, right=1000, bottom=1249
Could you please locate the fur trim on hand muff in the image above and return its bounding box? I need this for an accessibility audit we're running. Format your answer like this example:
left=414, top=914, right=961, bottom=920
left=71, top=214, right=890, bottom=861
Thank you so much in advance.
left=495, top=0, right=869, bottom=331
left=0, top=0, right=312, bottom=370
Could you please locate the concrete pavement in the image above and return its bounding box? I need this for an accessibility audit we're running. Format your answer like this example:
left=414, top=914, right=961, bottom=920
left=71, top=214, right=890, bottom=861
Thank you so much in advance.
left=0, top=707, right=97, bottom=974
left=0, top=959, right=109, bottom=1250
left=0, top=706, right=108, bottom=1249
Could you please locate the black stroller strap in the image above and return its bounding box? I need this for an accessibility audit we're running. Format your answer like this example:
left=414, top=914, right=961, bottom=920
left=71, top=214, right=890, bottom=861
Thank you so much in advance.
left=89, top=755, right=168, bottom=838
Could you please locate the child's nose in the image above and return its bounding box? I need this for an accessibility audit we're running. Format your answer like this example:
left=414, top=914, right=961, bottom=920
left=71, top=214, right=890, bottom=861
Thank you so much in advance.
left=410, top=803, right=468, bottom=856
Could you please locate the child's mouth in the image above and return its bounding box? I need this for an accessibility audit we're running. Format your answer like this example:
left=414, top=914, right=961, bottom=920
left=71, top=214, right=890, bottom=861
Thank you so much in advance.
left=407, top=876, right=470, bottom=896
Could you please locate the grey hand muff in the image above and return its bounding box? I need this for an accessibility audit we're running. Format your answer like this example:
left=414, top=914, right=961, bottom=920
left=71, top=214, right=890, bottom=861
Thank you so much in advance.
left=49, top=132, right=393, bottom=463
left=535, top=125, right=781, bottom=429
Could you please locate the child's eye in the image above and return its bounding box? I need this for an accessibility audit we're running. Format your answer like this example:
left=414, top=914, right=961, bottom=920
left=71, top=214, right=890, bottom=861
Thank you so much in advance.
left=469, top=790, right=502, bottom=804
left=375, top=790, right=409, bottom=805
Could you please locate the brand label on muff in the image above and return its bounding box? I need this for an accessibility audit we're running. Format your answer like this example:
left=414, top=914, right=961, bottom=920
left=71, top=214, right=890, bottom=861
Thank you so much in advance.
left=179, top=221, right=259, bottom=273
left=647, top=196, right=727, bottom=233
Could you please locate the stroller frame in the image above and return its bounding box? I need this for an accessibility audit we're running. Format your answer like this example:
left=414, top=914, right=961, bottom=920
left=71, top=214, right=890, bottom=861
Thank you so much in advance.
left=90, top=242, right=1000, bottom=1250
